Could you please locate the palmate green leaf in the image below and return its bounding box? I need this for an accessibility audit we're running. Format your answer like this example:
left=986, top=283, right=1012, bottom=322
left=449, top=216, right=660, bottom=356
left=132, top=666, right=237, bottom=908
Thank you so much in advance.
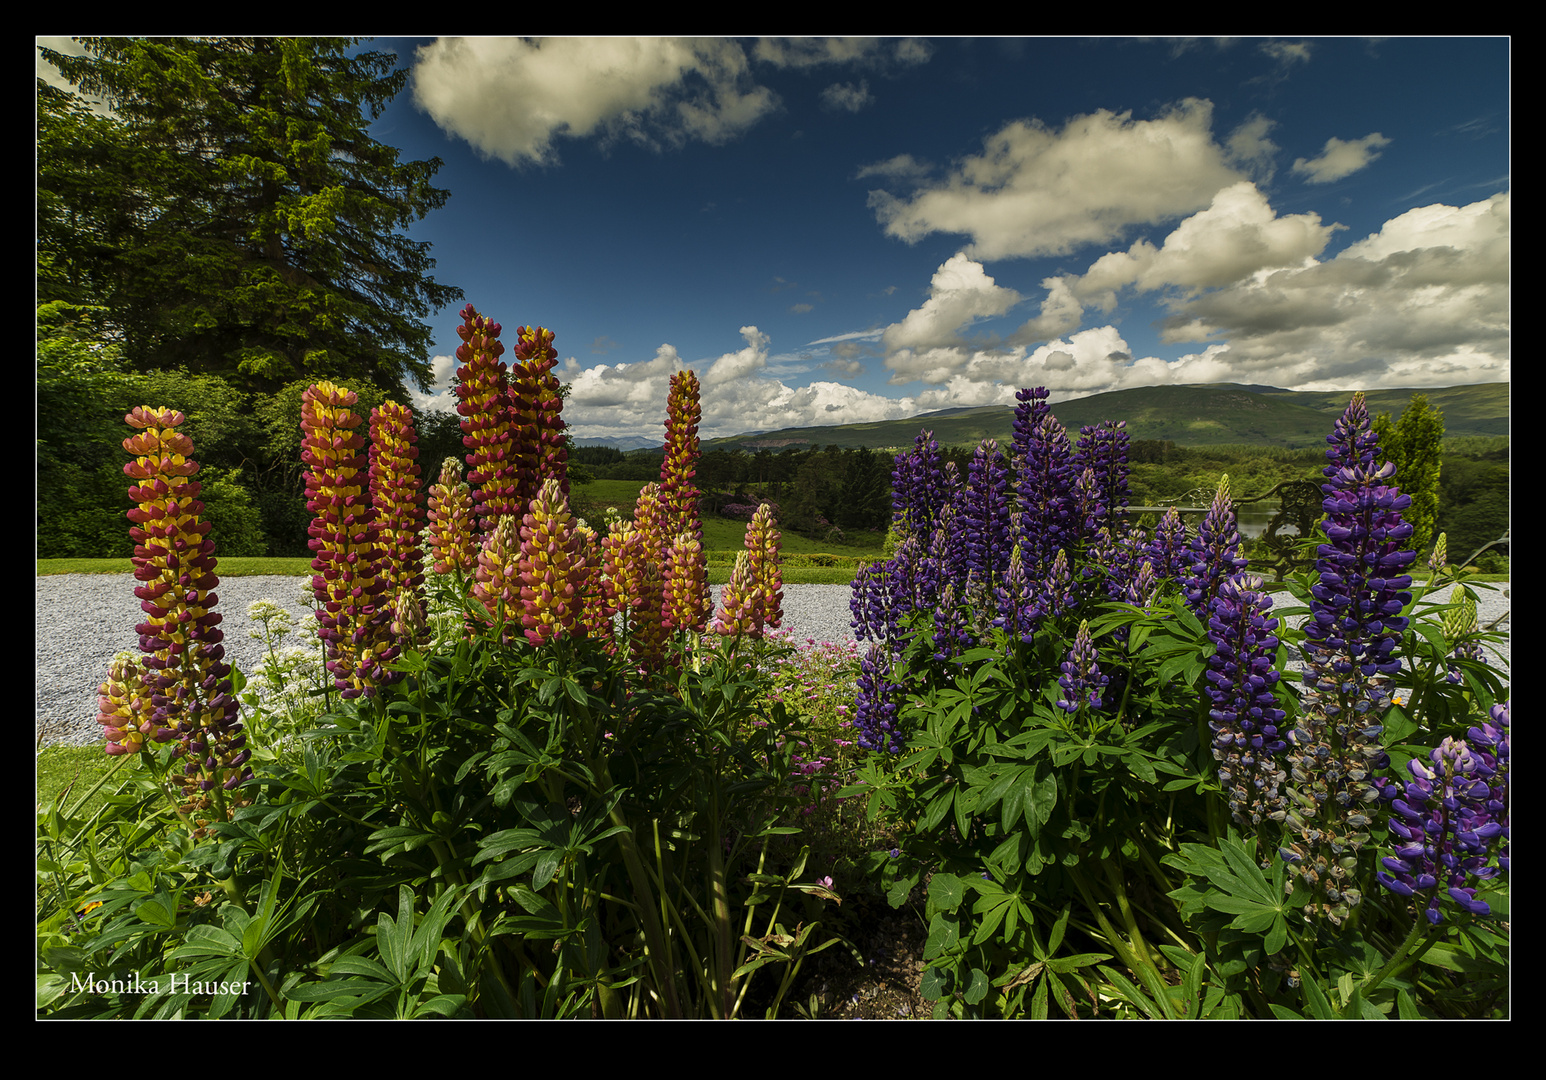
left=1165, top=837, right=1292, bottom=955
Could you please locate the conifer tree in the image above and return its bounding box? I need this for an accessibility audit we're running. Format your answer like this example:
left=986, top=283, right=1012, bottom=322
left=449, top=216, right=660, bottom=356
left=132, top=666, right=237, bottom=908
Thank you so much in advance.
left=38, top=38, right=462, bottom=398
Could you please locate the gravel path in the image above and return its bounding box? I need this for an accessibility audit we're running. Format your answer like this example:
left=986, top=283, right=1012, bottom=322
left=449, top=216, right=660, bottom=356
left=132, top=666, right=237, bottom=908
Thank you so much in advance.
left=36, top=575, right=1509, bottom=749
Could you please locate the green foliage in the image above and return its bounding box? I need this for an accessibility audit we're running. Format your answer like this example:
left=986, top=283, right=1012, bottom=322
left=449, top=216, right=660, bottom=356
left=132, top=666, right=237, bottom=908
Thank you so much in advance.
left=1375, top=395, right=1445, bottom=558
left=39, top=38, right=461, bottom=397
left=1437, top=452, right=1509, bottom=569
left=37, top=596, right=849, bottom=1018
left=846, top=550, right=1509, bottom=1019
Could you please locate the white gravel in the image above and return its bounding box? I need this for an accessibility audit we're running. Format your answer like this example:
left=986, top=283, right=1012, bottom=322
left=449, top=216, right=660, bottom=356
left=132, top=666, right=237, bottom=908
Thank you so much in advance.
left=35, top=574, right=1509, bottom=749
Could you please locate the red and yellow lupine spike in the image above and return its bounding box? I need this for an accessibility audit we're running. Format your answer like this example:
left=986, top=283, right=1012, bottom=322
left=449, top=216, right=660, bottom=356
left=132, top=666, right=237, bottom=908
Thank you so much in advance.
left=511, top=325, right=569, bottom=505
left=660, top=369, right=703, bottom=549
left=301, top=381, right=397, bottom=699
left=454, top=304, right=519, bottom=534
left=517, top=478, right=585, bottom=647
left=427, top=457, right=478, bottom=576
left=746, top=502, right=784, bottom=631
left=370, top=400, right=425, bottom=630
left=602, top=522, right=643, bottom=630
left=664, top=532, right=710, bottom=635
left=121, top=406, right=249, bottom=801
left=629, top=560, right=670, bottom=670
left=473, top=514, right=522, bottom=643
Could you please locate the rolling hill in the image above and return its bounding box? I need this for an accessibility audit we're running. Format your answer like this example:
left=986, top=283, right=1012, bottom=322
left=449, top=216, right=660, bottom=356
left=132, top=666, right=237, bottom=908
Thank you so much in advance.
left=695, top=382, right=1507, bottom=453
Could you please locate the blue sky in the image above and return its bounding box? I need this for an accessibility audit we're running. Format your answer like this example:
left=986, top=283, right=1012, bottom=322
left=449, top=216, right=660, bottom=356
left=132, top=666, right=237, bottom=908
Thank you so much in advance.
left=38, top=37, right=1510, bottom=443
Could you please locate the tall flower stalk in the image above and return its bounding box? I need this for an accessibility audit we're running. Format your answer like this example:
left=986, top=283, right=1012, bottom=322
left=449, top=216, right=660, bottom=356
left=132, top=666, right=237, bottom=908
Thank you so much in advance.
left=120, top=406, right=249, bottom=810
left=370, top=401, right=425, bottom=632
left=1281, top=392, right=1416, bottom=923
left=510, top=324, right=569, bottom=506
left=517, top=479, right=586, bottom=647
left=1205, top=574, right=1289, bottom=830
left=660, top=369, right=704, bottom=549
left=453, top=304, right=518, bottom=535
left=427, top=457, right=478, bottom=577
left=301, top=382, right=398, bottom=700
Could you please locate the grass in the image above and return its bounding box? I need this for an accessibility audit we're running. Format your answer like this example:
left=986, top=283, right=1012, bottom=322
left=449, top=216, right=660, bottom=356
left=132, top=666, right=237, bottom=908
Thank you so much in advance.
left=38, top=552, right=883, bottom=586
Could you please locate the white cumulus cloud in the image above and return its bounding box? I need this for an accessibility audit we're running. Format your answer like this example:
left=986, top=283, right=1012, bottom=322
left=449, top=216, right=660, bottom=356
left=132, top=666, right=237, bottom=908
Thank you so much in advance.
left=411, top=37, right=777, bottom=167
left=867, top=98, right=1251, bottom=259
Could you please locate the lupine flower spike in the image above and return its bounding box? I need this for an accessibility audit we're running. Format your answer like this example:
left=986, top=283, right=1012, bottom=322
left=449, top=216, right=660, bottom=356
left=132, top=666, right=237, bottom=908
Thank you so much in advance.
left=745, top=502, right=783, bottom=631
left=1281, top=392, right=1415, bottom=922
left=473, top=515, right=523, bottom=644
left=1205, top=575, right=1289, bottom=827
left=369, top=401, right=425, bottom=633
left=713, top=551, right=764, bottom=638
left=1185, top=474, right=1248, bottom=618
left=1376, top=703, right=1508, bottom=923
left=453, top=304, right=518, bottom=535
left=1056, top=619, right=1108, bottom=716
left=97, top=653, right=157, bottom=757
left=660, top=369, right=705, bottom=549
left=510, top=325, right=569, bottom=505
left=301, top=383, right=398, bottom=699
left=517, top=479, right=586, bottom=647
left=427, top=457, right=478, bottom=577
left=121, top=406, right=249, bottom=804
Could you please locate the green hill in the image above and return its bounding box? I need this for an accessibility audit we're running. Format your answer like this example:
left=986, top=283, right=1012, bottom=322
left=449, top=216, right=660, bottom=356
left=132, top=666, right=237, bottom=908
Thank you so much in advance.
left=702, top=382, right=1507, bottom=453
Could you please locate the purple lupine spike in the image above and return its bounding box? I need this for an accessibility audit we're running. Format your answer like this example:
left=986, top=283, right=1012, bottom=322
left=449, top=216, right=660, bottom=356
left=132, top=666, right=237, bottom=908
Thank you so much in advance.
left=963, top=439, right=1014, bottom=584
left=853, top=644, right=906, bottom=754
left=1010, top=387, right=1075, bottom=577
left=1070, top=466, right=1105, bottom=548
left=993, top=543, right=1042, bottom=647
left=1146, top=507, right=1190, bottom=584
left=892, top=430, right=949, bottom=543
left=1184, top=475, right=1248, bottom=618
left=1073, top=420, right=1131, bottom=536
left=1205, top=574, right=1289, bottom=828
left=1281, top=393, right=1418, bottom=923
left=1041, top=549, right=1076, bottom=620
left=1375, top=729, right=1507, bottom=923
left=1125, top=558, right=1160, bottom=608
left=1056, top=619, right=1108, bottom=714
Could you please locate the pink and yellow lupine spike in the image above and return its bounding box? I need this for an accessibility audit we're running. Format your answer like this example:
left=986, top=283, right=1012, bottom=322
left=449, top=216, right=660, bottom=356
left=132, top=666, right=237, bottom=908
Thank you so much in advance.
left=96, top=653, right=157, bottom=757
left=628, top=559, right=670, bottom=669
left=511, top=325, right=569, bottom=505
left=453, top=304, right=519, bottom=534
left=301, top=381, right=397, bottom=699
left=473, top=514, right=523, bottom=643
left=370, top=400, right=425, bottom=629
left=600, top=519, right=667, bottom=667
left=664, top=532, right=710, bottom=635
left=712, top=551, right=764, bottom=638
left=574, top=521, right=614, bottom=644
left=632, top=483, right=670, bottom=561
left=121, top=406, right=249, bottom=797
left=427, top=457, right=478, bottom=576
left=660, top=369, right=703, bottom=549
left=517, top=479, right=585, bottom=647
left=746, top=502, right=783, bottom=630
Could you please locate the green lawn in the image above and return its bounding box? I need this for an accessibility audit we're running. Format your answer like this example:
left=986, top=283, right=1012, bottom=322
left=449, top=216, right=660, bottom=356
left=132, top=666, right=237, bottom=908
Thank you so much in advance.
left=37, top=555, right=872, bottom=587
